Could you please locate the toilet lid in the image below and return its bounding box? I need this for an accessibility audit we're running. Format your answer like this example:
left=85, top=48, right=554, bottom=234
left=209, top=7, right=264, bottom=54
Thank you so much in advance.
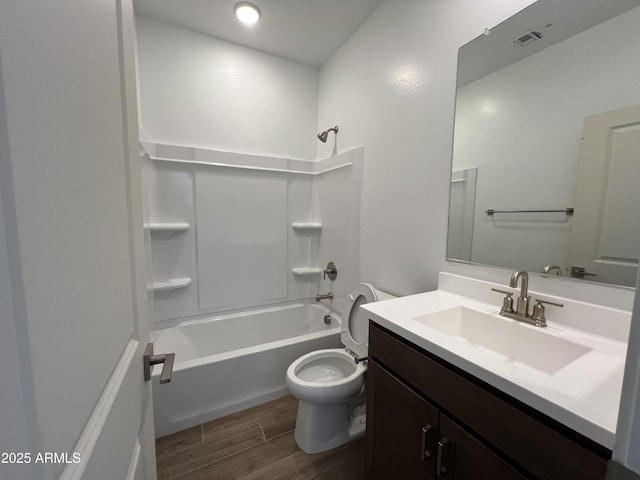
left=342, top=283, right=378, bottom=359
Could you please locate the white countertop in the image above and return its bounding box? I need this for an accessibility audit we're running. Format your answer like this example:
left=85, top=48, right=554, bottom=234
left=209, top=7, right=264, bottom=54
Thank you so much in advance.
left=362, top=289, right=628, bottom=449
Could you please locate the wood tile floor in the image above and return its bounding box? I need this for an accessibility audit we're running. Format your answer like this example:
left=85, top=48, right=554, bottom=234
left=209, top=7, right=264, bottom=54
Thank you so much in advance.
left=155, top=395, right=365, bottom=480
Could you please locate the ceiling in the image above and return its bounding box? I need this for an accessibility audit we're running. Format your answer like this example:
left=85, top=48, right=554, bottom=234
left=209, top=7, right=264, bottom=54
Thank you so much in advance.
left=458, top=0, right=640, bottom=87
left=133, top=0, right=385, bottom=68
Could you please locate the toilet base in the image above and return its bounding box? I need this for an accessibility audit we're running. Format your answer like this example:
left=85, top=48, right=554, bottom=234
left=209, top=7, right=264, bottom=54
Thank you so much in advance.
left=294, top=399, right=366, bottom=454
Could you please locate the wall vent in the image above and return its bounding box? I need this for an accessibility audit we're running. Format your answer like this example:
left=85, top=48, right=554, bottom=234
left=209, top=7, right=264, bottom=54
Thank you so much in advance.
left=514, top=27, right=544, bottom=47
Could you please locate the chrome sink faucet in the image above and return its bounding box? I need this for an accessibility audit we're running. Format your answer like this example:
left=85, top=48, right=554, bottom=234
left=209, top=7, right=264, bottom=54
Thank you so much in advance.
left=510, top=270, right=530, bottom=317
left=491, top=270, right=563, bottom=327
left=542, top=265, right=562, bottom=276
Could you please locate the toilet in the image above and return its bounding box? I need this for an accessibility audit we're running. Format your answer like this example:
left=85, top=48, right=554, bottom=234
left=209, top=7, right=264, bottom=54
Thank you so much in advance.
left=286, top=283, right=394, bottom=454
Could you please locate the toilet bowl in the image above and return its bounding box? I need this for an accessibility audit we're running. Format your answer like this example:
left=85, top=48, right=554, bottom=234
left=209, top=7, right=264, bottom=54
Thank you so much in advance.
left=286, top=283, right=394, bottom=453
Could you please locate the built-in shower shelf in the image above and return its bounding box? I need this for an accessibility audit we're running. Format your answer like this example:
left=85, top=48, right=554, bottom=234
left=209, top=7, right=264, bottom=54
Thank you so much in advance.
left=153, top=278, right=192, bottom=293
left=145, top=222, right=190, bottom=233
left=291, top=267, right=322, bottom=278
left=291, top=222, right=322, bottom=233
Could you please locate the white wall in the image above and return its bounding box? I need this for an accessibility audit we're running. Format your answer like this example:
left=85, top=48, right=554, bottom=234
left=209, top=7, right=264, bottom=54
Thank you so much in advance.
left=136, top=16, right=319, bottom=160
left=452, top=8, right=640, bottom=273
left=317, top=0, right=537, bottom=296
left=318, top=0, right=640, bottom=473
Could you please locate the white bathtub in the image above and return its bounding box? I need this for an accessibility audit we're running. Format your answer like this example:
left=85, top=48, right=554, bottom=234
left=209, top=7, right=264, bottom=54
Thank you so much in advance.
left=150, top=302, right=342, bottom=437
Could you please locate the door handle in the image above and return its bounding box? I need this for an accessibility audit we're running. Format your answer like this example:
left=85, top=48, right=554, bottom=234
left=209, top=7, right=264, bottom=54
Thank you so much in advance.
left=143, top=342, right=175, bottom=384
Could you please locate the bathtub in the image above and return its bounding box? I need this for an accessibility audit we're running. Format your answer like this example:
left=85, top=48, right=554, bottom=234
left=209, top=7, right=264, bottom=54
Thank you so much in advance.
left=150, top=301, right=342, bottom=437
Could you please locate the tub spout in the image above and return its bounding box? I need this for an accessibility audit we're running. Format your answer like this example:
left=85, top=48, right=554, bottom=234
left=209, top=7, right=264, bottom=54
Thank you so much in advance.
left=316, top=292, right=333, bottom=301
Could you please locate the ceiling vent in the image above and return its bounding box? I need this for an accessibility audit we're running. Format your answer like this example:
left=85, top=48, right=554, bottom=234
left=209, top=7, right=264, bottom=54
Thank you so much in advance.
left=514, top=27, right=544, bottom=47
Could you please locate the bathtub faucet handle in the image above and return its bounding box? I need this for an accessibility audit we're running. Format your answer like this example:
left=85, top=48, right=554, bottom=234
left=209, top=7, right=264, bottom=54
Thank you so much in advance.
left=323, top=261, right=337, bottom=281
left=143, top=342, right=175, bottom=384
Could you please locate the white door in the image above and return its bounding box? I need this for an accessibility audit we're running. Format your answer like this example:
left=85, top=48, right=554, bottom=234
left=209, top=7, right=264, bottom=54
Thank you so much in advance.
left=0, top=1, right=159, bottom=480
left=568, top=105, right=640, bottom=287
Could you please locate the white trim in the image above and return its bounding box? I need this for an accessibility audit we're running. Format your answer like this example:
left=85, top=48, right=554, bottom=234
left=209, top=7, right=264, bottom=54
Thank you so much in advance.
left=140, top=141, right=360, bottom=176
left=126, top=438, right=142, bottom=480
left=144, top=222, right=190, bottom=233
left=291, top=267, right=322, bottom=277
left=152, top=277, right=192, bottom=293
left=291, top=222, right=322, bottom=232
left=315, top=163, right=354, bottom=176
left=150, top=155, right=353, bottom=176
left=59, top=338, right=140, bottom=480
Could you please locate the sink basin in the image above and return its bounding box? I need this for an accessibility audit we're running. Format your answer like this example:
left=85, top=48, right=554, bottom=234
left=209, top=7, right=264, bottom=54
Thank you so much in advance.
left=414, top=306, right=591, bottom=376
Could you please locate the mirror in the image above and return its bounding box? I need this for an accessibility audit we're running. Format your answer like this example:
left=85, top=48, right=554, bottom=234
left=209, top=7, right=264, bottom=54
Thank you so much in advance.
left=447, top=0, right=640, bottom=287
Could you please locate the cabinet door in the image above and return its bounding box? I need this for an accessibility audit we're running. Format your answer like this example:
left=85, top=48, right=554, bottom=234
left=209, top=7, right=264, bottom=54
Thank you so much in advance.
left=437, top=414, right=527, bottom=480
left=366, top=360, right=440, bottom=480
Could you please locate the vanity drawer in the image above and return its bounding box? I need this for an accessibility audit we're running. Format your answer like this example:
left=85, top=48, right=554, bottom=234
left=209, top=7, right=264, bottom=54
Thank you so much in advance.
left=368, top=322, right=609, bottom=480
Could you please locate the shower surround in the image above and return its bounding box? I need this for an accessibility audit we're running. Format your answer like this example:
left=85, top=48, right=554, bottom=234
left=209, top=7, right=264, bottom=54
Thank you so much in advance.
left=143, top=141, right=363, bottom=323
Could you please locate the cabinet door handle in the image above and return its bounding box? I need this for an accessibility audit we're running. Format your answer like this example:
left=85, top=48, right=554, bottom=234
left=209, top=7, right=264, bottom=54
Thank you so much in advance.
left=421, top=424, right=433, bottom=460
left=436, top=437, right=453, bottom=477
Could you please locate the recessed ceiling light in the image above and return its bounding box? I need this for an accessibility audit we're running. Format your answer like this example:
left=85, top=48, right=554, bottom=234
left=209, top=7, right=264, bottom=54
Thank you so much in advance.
left=235, top=2, right=261, bottom=25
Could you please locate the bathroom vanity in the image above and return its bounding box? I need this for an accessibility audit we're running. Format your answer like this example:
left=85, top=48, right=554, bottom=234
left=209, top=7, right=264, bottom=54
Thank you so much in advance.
left=365, top=323, right=607, bottom=479
left=361, top=274, right=629, bottom=480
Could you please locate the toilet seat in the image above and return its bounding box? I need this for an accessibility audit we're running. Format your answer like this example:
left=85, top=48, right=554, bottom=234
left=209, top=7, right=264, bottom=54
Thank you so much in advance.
left=342, top=282, right=379, bottom=360
left=286, top=284, right=380, bottom=403
left=286, top=348, right=366, bottom=404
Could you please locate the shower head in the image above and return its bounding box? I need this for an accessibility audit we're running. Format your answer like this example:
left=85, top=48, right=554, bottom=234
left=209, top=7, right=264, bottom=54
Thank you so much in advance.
left=317, top=126, right=339, bottom=143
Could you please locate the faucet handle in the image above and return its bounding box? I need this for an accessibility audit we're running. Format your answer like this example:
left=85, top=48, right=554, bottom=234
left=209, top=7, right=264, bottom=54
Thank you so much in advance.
left=323, top=261, right=337, bottom=281
left=491, top=288, right=512, bottom=296
left=535, top=298, right=564, bottom=308
left=490, top=288, right=514, bottom=313
left=531, top=298, right=564, bottom=324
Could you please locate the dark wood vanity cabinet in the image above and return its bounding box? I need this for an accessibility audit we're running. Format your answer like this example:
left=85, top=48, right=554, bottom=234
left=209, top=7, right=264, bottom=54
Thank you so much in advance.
left=366, top=360, right=526, bottom=479
left=365, top=322, right=610, bottom=480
